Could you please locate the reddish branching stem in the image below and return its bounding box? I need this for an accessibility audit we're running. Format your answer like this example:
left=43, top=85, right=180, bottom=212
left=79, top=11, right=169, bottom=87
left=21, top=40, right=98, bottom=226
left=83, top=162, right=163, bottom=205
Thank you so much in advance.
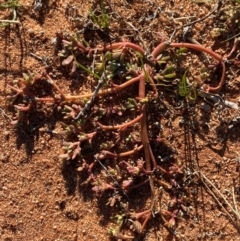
left=151, top=41, right=171, bottom=59
left=139, top=68, right=156, bottom=214
left=14, top=104, right=32, bottom=112
left=97, top=114, right=143, bottom=130
left=120, top=160, right=149, bottom=175
left=8, top=75, right=142, bottom=105
left=169, top=42, right=226, bottom=93
left=64, top=75, right=141, bottom=101
left=96, top=145, right=143, bottom=160
left=130, top=209, right=151, bottom=220
left=202, top=61, right=226, bottom=93
left=170, top=42, right=223, bottom=61
left=94, top=42, right=145, bottom=55
left=42, top=71, right=67, bottom=99
left=118, top=145, right=143, bottom=157
left=226, top=37, right=240, bottom=59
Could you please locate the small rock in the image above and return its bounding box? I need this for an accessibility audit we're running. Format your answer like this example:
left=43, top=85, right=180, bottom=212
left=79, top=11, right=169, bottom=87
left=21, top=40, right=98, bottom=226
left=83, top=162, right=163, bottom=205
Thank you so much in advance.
left=3, top=130, right=10, bottom=138
left=178, top=118, right=185, bottom=127
left=232, top=118, right=239, bottom=126
left=215, top=161, right=221, bottom=169
left=27, top=28, right=35, bottom=37
left=0, top=154, right=9, bottom=163
left=201, top=103, right=211, bottom=112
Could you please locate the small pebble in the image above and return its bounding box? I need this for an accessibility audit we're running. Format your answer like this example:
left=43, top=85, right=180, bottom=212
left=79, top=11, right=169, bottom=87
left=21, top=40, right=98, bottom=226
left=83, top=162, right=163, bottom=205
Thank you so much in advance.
left=0, top=154, right=9, bottom=163
left=235, top=157, right=240, bottom=164
left=27, top=28, right=35, bottom=37
left=201, top=103, right=211, bottom=112
left=232, top=118, right=238, bottom=125
left=4, top=130, right=10, bottom=138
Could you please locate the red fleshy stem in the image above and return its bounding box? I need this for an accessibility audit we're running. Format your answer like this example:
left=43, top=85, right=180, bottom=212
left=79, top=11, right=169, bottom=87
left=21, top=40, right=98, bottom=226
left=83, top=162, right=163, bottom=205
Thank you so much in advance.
left=170, top=42, right=223, bottom=61
left=97, top=114, right=143, bottom=130
left=170, top=42, right=225, bottom=93
left=94, top=42, right=145, bottom=55
left=151, top=41, right=171, bottom=59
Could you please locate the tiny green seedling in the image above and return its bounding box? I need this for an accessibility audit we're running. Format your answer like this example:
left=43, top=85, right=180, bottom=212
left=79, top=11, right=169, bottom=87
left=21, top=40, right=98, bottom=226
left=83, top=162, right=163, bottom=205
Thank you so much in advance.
left=0, top=0, right=21, bottom=28
left=0, top=0, right=20, bottom=8
left=178, top=68, right=197, bottom=101
left=89, top=0, right=109, bottom=29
